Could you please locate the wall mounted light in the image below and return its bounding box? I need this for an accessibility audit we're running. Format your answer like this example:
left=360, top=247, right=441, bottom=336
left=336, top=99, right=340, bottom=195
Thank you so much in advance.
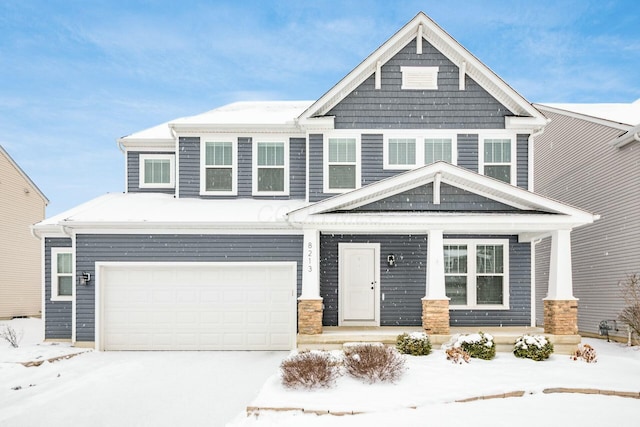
left=387, top=254, right=396, bottom=267
left=79, top=271, right=91, bottom=286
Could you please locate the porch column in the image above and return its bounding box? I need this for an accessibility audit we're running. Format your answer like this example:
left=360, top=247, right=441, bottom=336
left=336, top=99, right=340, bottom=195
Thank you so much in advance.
left=422, top=229, right=450, bottom=334
left=544, top=229, right=578, bottom=335
left=298, top=228, right=323, bottom=334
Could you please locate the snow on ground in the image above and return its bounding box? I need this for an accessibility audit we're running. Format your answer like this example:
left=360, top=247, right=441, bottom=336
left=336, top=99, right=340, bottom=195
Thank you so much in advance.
left=2, top=318, right=640, bottom=427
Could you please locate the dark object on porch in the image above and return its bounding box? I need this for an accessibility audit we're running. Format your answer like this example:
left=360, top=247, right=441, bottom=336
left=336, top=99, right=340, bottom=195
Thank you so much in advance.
left=598, top=320, right=619, bottom=342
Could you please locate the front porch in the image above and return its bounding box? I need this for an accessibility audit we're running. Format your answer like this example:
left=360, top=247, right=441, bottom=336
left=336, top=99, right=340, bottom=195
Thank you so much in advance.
left=297, top=326, right=582, bottom=355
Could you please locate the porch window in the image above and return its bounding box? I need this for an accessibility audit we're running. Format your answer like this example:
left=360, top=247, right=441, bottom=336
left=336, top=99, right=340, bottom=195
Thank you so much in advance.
left=327, top=137, right=357, bottom=191
left=51, top=248, right=73, bottom=301
left=483, top=138, right=512, bottom=184
left=202, top=140, right=235, bottom=194
left=254, top=141, right=288, bottom=194
left=139, top=154, right=175, bottom=188
left=425, top=138, right=452, bottom=164
left=444, top=239, right=509, bottom=308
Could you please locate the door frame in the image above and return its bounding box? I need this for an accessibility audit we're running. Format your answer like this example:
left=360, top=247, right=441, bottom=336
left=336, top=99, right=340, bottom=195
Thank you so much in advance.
left=338, top=243, right=380, bottom=326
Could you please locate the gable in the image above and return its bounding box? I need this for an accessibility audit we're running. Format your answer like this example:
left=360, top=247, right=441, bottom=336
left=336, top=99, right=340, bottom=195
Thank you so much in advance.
left=351, top=182, right=521, bottom=213
left=327, top=39, right=511, bottom=130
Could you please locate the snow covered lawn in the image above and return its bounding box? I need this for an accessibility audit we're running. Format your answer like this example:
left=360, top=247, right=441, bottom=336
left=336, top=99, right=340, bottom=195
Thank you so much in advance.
left=2, top=318, right=640, bottom=427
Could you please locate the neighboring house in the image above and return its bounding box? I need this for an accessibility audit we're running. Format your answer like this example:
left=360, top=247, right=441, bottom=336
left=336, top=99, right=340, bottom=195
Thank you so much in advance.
left=33, top=12, right=596, bottom=351
left=0, top=145, right=48, bottom=319
left=533, top=100, right=640, bottom=341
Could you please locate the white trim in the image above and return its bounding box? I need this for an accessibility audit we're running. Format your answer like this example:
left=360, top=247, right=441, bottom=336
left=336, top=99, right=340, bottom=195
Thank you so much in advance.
left=50, top=248, right=73, bottom=302
left=252, top=137, right=290, bottom=196
left=300, top=229, right=321, bottom=299
left=323, top=134, right=361, bottom=194
left=139, top=154, right=176, bottom=189
left=459, top=60, right=466, bottom=90
left=95, top=261, right=297, bottom=351
left=530, top=240, right=536, bottom=327
left=338, top=243, right=380, bottom=326
left=199, top=136, right=238, bottom=196
left=444, top=238, right=510, bottom=310
left=479, top=133, right=517, bottom=186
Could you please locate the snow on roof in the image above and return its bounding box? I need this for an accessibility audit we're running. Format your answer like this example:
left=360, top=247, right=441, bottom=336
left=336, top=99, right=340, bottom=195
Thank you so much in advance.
left=35, top=193, right=308, bottom=229
left=173, top=101, right=313, bottom=126
left=539, top=99, right=640, bottom=126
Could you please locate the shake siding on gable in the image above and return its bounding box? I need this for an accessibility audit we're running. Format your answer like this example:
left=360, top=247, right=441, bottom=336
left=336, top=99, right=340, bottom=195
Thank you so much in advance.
left=327, top=40, right=510, bottom=130
left=320, top=234, right=530, bottom=327
left=44, top=238, right=72, bottom=339
left=74, top=234, right=303, bottom=342
left=534, top=111, right=640, bottom=338
left=361, top=134, right=396, bottom=185
left=126, top=151, right=175, bottom=194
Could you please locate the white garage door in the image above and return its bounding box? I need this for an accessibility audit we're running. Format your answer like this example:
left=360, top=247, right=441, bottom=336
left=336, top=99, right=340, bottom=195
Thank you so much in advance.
left=99, top=262, right=296, bottom=351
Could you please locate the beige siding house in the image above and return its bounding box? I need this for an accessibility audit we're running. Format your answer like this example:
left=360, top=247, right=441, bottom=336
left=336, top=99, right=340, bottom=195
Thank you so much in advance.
left=533, top=100, right=640, bottom=341
left=0, top=146, right=48, bottom=319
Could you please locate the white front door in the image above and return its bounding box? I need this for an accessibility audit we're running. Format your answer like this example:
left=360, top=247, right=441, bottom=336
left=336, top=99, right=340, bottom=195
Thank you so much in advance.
left=339, top=243, right=380, bottom=326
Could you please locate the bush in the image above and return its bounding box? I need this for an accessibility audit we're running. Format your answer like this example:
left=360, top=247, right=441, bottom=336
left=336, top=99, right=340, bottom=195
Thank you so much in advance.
left=280, top=351, right=340, bottom=389
left=396, top=332, right=432, bottom=356
left=619, top=273, right=640, bottom=338
left=445, top=347, right=470, bottom=364
left=448, top=332, right=496, bottom=360
left=0, top=325, right=22, bottom=348
left=343, top=343, right=405, bottom=383
left=513, top=334, right=554, bottom=361
left=571, top=344, right=598, bottom=363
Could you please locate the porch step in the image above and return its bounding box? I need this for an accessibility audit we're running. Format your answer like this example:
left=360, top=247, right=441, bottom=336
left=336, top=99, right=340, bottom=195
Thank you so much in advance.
left=297, top=326, right=581, bottom=354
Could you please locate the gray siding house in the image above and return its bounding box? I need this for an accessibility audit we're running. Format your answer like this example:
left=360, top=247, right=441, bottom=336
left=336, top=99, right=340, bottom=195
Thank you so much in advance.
left=533, top=101, right=640, bottom=341
left=33, top=12, right=596, bottom=351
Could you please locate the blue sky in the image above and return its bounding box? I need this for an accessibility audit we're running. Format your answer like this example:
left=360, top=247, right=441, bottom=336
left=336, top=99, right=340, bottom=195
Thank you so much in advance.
left=1, top=0, right=638, bottom=216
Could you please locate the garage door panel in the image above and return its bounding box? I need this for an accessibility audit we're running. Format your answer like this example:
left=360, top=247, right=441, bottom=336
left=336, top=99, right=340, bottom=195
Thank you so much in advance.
left=101, top=263, right=295, bottom=350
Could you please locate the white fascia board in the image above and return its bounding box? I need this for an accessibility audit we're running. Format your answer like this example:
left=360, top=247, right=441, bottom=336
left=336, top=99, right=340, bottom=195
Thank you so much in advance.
left=119, top=139, right=176, bottom=152
left=296, top=116, right=335, bottom=131
left=505, top=116, right=549, bottom=130
left=48, top=222, right=299, bottom=235
left=169, top=123, right=304, bottom=135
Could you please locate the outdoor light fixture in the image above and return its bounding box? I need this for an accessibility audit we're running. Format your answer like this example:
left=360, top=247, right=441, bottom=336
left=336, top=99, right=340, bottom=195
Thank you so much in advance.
left=387, top=254, right=396, bottom=267
left=79, top=271, right=91, bottom=286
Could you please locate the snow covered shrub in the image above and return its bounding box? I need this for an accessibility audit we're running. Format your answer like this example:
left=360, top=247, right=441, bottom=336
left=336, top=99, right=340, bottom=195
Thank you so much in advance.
left=571, top=344, right=597, bottom=363
left=343, top=344, right=405, bottom=383
left=396, top=332, right=432, bottom=356
left=619, top=273, right=640, bottom=339
left=513, top=334, right=554, bottom=361
left=445, top=347, right=470, bottom=364
left=280, top=351, right=340, bottom=389
left=447, top=332, right=496, bottom=360
left=0, top=325, right=22, bottom=348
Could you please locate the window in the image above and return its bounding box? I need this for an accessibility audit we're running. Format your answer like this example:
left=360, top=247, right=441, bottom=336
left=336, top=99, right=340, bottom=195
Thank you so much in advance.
left=202, top=140, right=236, bottom=194
left=425, top=138, right=452, bottom=164
left=384, top=134, right=455, bottom=169
left=326, top=137, right=358, bottom=192
left=253, top=141, right=288, bottom=194
left=139, top=154, right=175, bottom=188
left=401, top=66, right=439, bottom=90
left=51, top=248, right=73, bottom=301
left=444, top=240, right=509, bottom=308
left=483, top=138, right=512, bottom=184
left=388, top=138, right=416, bottom=167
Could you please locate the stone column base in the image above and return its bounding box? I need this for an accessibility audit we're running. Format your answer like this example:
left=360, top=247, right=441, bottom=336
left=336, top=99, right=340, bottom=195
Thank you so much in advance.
left=422, top=299, right=450, bottom=335
left=298, top=299, right=323, bottom=335
left=544, top=299, right=578, bottom=335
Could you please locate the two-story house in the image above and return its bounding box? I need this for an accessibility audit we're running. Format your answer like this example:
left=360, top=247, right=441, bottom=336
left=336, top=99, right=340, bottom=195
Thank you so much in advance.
left=33, top=12, right=596, bottom=351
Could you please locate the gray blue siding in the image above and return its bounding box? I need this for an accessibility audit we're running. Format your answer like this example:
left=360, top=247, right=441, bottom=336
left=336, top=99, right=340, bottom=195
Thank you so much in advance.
left=238, top=138, right=252, bottom=197
left=178, top=137, right=200, bottom=198
left=74, top=234, right=303, bottom=342
left=309, top=134, right=325, bottom=202
left=516, top=134, right=529, bottom=189
left=44, top=238, right=72, bottom=339
left=354, top=183, right=519, bottom=212
left=127, top=152, right=176, bottom=194
left=289, top=138, right=306, bottom=199
left=320, top=234, right=530, bottom=327
left=361, top=134, right=396, bottom=185
left=327, top=40, right=511, bottom=130
left=458, top=134, right=479, bottom=172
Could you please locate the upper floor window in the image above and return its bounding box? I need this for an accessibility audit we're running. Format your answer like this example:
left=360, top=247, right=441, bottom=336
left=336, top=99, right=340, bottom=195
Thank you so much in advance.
left=325, top=137, right=359, bottom=192
left=482, top=138, right=513, bottom=184
left=139, top=154, right=175, bottom=189
left=384, top=134, right=456, bottom=170
left=51, top=248, right=73, bottom=301
left=253, top=141, right=288, bottom=195
left=425, top=138, right=452, bottom=164
left=444, top=239, right=509, bottom=309
left=201, top=140, right=236, bottom=195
